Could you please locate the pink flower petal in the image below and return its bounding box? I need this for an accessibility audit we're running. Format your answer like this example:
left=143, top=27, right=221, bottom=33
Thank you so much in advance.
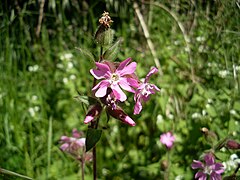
left=111, top=84, right=127, bottom=102
left=118, top=62, right=137, bottom=76
left=93, top=80, right=110, bottom=97
left=195, top=171, right=207, bottom=180
left=124, top=116, right=136, bottom=126
left=84, top=115, right=94, bottom=124
left=117, top=58, right=132, bottom=71
left=95, top=62, right=110, bottom=72
left=205, top=153, right=215, bottom=166
left=144, top=67, right=158, bottom=83
left=90, top=69, right=108, bottom=79
left=126, top=77, right=139, bottom=88
left=191, top=160, right=204, bottom=169
left=119, top=78, right=135, bottom=93
left=60, top=143, right=69, bottom=151
left=134, top=100, right=142, bottom=115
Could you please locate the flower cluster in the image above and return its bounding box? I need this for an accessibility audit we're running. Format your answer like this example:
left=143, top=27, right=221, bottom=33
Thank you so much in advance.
left=191, top=153, right=224, bottom=180
left=60, top=129, right=92, bottom=162
left=84, top=58, right=160, bottom=126
left=160, top=132, right=175, bottom=149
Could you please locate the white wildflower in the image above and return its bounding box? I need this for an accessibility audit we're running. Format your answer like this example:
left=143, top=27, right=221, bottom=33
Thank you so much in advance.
left=63, top=77, right=68, bottom=84
left=192, top=112, right=201, bottom=119
left=60, top=53, right=73, bottom=61
left=218, top=70, right=229, bottom=78
left=28, top=107, right=35, bottom=117
left=70, top=74, right=76, bottom=80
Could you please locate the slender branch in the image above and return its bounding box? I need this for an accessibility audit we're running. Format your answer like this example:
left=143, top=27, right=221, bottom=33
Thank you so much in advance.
left=133, top=2, right=163, bottom=76
left=142, top=1, right=196, bottom=82
left=36, top=0, right=45, bottom=38
left=81, top=159, right=85, bottom=180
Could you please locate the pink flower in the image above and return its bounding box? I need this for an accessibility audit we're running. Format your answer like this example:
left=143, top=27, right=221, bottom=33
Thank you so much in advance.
left=90, top=58, right=139, bottom=102
left=60, top=129, right=86, bottom=154
left=191, top=153, right=224, bottom=180
left=84, top=103, right=102, bottom=124
left=106, top=106, right=136, bottom=126
left=134, top=67, right=160, bottom=114
left=160, top=132, right=175, bottom=149
left=59, top=129, right=92, bottom=162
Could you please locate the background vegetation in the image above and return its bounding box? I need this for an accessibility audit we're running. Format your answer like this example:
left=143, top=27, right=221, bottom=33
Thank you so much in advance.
left=0, top=0, right=239, bottom=179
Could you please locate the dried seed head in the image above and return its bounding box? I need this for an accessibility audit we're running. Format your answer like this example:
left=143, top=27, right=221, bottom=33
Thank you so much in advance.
left=99, top=11, right=113, bottom=28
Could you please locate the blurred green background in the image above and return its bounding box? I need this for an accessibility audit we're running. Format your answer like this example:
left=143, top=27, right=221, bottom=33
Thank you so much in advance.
left=0, top=0, right=240, bottom=179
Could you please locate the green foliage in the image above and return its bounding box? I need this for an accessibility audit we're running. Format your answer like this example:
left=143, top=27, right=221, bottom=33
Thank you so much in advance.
left=0, top=0, right=240, bottom=179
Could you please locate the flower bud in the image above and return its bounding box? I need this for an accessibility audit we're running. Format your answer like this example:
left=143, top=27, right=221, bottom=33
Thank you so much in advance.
left=94, top=27, right=114, bottom=46
left=106, top=106, right=136, bottom=126
left=84, top=103, right=102, bottom=124
left=225, top=140, right=240, bottom=149
left=94, top=11, right=114, bottom=46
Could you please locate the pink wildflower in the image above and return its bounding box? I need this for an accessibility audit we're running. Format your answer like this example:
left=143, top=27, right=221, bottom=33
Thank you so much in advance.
left=191, top=153, right=224, bottom=180
left=134, top=67, right=160, bottom=114
left=90, top=58, right=139, bottom=102
left=160, top=132, right=175, bottom=149
left=84, top=103, right=102, bottom=124
left=59, top=129, right=93, bottom=162
left=106, top=106, right=136, bottom=126
left=60, top=129, right=86, bottom=154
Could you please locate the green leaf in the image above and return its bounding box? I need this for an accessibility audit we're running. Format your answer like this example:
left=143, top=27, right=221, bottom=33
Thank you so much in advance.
left=86, top=128, right=102, bottom=152
left=103, top=38, right=122, bottom=61
left=75, top=47, right=95, bottom=63
left=74, top=94, right=98, bottom=106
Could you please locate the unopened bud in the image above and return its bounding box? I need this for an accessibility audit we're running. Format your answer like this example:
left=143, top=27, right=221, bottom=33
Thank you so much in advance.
left=94, top=27, right=114, bottom=46
left=106, top=106, right=136, bottom=126
left=84, top=104, right=102, bottom=124
left=226, top=140, right=240, bottom=149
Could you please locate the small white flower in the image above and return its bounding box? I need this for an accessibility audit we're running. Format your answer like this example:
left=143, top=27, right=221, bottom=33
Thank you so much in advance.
left=167, top=113, right=174, bottom=120
left=34, top=106, right=40, bottom=112
left=218, top=70, right=229, bottom=78
left=28, top=107, right=35, bottom=117
left=70, top=74, right=76, bottom=80
left=223, top=154, right=240, bottom=172
left=63, top=77, right=68, bottom=84
left=175, top=175, right=184, bottom=180
left=202, top=110, right=207, bottom=116
left=67, top=62, right=73, bottom=69
left=57, top=63, right=64, bottom=69
left=196, top=36, right=205, bottom=42
left=230, top=109, right=236, bottom=115
left=192, top=112, right=201, bottom=119
left=184, top=47, right=190, bottom=52
left=60, top=53, right=73, bottom=61
left=236, top=66, right=240, bottom=71
left=32, top=95, right=38, bottom=101
left=206, top=104, right=211, bottom=109
left=232, top=131, right=237, bottom=136
left=28, top=65, right=39, bottom=72
left=207, top=99, right=213, bottom=103
left=157, top=114, right=163, bottom=123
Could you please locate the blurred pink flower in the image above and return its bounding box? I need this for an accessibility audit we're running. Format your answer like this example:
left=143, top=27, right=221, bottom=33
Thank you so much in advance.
left=90, top=58, right=138, bottom=102
left=160, top=132, right=175, bottom=149
left=60, top=129, right=85, bottom=154
left=191, top=153, right=224, bottom=180
left=59, top=129, right=93, bottom=162
left=134, top=67, right=160, bottom=114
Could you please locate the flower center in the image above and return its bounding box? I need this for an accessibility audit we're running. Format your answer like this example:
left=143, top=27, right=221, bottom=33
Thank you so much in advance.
left=110, top=73, right=120, bottom=83
left=203, top=165, right=213, bottom=175
left=141, top=84, right=152, bottom=96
